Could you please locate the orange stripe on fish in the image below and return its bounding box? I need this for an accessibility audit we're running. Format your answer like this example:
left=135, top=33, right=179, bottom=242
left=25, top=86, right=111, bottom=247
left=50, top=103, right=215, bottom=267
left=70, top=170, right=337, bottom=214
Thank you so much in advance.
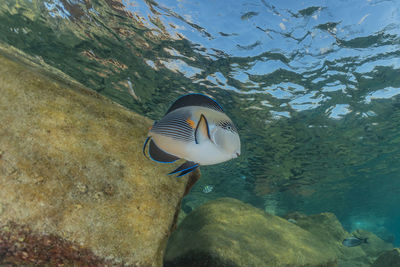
left=186, top=118, right=196, bottom=128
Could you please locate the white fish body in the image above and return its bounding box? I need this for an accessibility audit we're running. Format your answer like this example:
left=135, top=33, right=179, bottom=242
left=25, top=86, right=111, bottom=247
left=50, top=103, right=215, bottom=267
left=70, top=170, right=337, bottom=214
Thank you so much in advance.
left=143, top=94, right=240, bottom=176
left=150, top=106, right=239, bottom=165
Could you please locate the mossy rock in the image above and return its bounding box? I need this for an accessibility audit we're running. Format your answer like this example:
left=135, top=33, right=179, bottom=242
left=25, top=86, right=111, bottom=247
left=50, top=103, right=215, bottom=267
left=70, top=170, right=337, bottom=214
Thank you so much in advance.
left=372, top=248, right=400, bottom=267
left=164, top=198, right=338, bottom=267
left=0, top=45, right=194, bottom=266
left=286, top=212, right=393, bottom=266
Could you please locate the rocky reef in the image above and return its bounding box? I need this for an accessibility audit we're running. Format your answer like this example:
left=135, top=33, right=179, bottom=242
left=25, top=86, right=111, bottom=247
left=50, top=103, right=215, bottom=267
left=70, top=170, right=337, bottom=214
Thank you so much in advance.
left=165, top=198, right=394, bottom=267
left=372, top=248, right=400, bottom=267
left=285, top=212, right=394, bottom=266
left=0, top=45, right=196, bottom=266
left=165, top=198, right=338, bottom=266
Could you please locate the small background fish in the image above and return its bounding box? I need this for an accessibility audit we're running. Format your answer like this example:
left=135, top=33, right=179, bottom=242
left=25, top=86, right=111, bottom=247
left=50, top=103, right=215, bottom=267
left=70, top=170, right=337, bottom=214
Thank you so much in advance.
left=241, top=11, right=259, bottom=20
left=342, top=236, right=368, bottom=247
left=202, top=185, right=214, bottom=193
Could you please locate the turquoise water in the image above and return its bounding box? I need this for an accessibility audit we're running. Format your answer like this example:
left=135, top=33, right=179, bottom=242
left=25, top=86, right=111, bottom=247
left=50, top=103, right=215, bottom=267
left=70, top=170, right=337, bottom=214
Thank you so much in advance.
left=1, top=0, right=399, bottom=246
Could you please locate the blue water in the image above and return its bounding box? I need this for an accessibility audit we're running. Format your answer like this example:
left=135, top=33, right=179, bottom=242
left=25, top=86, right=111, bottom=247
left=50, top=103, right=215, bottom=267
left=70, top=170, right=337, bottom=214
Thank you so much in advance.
left=1, top=0, right=399, bottom=246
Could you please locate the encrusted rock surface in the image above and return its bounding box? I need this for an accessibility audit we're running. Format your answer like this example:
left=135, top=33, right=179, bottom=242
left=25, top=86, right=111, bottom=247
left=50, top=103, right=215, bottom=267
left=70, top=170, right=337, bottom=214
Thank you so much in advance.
left=0, top=47, right=194, bottom=266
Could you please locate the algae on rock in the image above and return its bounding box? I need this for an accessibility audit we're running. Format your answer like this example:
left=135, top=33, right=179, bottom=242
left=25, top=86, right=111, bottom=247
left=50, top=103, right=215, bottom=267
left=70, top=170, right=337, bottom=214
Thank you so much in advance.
left=372, top=248, right=400, bottom=267
left=0, top=47, right=193, bottom=266
left=164, top=198, right=338, bottom=267
left=286, top=212, right=394, bottom=266
left=165, top=198, right=394, bottom=267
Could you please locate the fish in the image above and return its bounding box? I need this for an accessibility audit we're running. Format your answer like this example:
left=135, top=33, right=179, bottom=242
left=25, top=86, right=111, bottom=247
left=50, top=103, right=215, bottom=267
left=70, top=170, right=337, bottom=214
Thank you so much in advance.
left=202, top=185, right=214, bottom=193
left=241, top=11, right=259, bottom=20
left=342, top=235, right=368, bottom=247
left=143, top=93, right=241, bottom=177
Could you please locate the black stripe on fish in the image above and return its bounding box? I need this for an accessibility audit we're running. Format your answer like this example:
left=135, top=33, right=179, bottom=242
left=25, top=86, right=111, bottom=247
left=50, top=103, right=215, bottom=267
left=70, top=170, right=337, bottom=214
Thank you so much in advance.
left=148, top=139, right=180, bottom=163
left=151, top=113, right=195, bottom=142
left=217, top=120, right=238, bottom=133
left=156, top=120, right=192, bottom=128
left=152, top=128, right=194, bottom=142
left=165, top=93, right=224, bottom=115
left=169, top=161, right=198, bottom=175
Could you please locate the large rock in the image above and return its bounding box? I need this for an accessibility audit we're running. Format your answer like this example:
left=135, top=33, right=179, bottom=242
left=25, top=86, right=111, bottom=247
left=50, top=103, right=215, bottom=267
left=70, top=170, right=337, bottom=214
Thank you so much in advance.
left=164, top=198, right=338, bottom=267
left=372, top=248, right=400, bottom=267
left=0, top=46, right=194, bottom=266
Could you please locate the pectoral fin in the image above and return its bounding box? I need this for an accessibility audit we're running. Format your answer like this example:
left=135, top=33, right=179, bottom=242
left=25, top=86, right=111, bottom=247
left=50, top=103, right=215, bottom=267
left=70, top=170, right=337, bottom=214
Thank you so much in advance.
left=195, top=114, right=211, bottom=144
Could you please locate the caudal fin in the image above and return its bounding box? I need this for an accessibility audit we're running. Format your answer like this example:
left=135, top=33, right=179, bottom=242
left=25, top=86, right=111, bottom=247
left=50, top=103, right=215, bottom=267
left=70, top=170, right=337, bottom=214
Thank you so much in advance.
left=143, top=137, right=151, bottom=159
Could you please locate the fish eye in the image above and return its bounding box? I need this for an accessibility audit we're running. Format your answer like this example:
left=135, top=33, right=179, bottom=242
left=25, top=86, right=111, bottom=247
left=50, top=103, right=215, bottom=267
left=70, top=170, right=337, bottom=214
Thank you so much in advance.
left=218, top=121, right=237, bottom=133
left=227, top=124, right=237, bottom=133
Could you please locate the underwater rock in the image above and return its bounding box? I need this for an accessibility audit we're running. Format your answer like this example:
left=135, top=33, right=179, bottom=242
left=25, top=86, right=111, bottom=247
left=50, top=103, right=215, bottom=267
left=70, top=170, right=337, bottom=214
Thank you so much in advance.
left=286, top=212, right=393, bottom=266
left=372, top=248, right=400, bottom=267
left=351, top=229, right=394, bottom=259
left=288, top=212, right=350, bottom=251
left=166, top=198, right=394, bottom=267
left=176, top=209, right=187, bottom=226
left=164, top=198, right=338, bottom=267
left=0, top=48, right=194, bottom=266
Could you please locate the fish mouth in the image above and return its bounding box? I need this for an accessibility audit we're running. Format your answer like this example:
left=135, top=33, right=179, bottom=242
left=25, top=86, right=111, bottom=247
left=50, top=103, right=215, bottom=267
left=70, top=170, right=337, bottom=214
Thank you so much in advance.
left=232, top=152, right=240, bottom=158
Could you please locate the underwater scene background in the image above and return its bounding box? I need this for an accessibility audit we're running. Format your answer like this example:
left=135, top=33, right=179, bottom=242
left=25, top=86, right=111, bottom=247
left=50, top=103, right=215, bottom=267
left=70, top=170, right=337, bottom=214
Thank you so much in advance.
left=1, top=0, right=399, bottom=248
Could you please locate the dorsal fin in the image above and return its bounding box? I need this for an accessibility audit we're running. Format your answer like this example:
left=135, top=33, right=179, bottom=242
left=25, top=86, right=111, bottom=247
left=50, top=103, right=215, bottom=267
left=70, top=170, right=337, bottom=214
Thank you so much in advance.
left=165, top=93, right=224, bottom=115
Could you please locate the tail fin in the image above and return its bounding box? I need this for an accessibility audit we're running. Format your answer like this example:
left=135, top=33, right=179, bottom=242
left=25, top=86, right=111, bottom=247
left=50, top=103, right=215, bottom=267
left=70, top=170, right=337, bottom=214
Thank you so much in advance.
left=143, top=137, right=151, bottom=159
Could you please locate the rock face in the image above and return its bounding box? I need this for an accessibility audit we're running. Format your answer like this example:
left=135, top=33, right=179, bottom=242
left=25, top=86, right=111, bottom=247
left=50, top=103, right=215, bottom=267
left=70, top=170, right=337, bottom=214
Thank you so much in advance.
left=372, top=248, right=400, bottom=267
left=164, top=198, right=338, bottom=267
left=0, top=47, right=194, bottom=266
left=165, top=198, right=394, bottom=267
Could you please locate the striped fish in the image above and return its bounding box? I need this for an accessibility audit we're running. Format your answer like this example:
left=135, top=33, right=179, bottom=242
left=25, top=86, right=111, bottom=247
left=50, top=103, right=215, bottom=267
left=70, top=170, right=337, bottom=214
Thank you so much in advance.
left=143, top=93, right=241, bottom=177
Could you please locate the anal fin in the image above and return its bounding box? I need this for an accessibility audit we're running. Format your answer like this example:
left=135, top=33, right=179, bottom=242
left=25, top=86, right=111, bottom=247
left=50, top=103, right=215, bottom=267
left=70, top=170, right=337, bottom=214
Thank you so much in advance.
left=149, top=140, right=179, bottom=163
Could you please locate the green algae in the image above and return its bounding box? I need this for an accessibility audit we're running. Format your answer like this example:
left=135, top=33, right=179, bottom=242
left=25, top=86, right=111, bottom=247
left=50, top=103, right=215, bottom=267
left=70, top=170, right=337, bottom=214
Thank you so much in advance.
left=0, top=46, right=193, bottom=266
left=166, top=198, right=393, bottom=267
left=165, top=198, right=338, bottom=267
